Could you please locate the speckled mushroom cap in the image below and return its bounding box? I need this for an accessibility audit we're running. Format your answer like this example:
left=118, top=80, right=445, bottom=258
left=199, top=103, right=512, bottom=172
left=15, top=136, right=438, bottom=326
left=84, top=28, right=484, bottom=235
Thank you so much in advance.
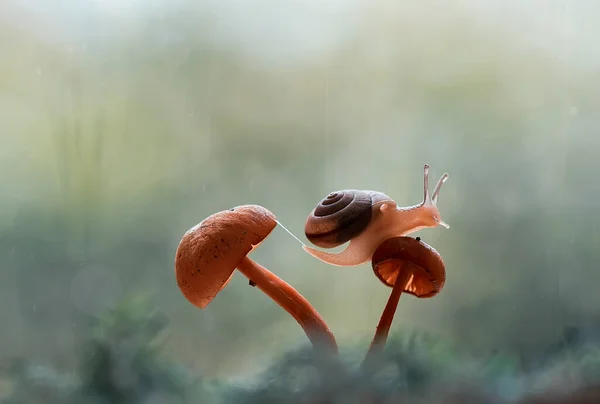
left=371, top=236, right=446, bottom=298
left=175, top=204, right=277, bottom=309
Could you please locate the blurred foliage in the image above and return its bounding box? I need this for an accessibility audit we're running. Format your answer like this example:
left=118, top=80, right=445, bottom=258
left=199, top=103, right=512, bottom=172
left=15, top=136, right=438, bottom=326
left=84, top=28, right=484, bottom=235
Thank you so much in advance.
left=2, top=297, right=600, bottom=404
left=226, top=328, right=600, bottom=404
left=0, top=295, right=222, bottom=404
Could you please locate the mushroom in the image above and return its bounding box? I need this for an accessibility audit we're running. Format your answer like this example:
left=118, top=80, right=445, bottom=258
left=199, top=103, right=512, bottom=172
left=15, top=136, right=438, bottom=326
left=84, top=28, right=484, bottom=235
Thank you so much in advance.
left=361, top=236, right=446, bottom=368
left=175, top=204, right=338, bottom=353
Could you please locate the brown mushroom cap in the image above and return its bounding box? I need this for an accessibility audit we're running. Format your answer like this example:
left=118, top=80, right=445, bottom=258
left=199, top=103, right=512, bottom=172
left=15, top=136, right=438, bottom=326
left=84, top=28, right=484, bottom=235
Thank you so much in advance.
left=371, top=236, right=445, bottom=298
left=175, top=204, right=277, bottom=309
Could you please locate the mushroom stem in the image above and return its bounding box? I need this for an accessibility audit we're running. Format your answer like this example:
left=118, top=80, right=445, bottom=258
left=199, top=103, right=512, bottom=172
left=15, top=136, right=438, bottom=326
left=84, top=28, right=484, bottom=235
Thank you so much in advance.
left=236, top=256, right=338, bottom=354
left=361, top=263, right=413, bottom=368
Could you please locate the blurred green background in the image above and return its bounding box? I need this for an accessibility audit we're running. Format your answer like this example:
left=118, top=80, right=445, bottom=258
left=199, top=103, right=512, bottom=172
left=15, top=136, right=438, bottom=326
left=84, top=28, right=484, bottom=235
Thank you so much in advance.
left=1, top=0, right=599, bottom=400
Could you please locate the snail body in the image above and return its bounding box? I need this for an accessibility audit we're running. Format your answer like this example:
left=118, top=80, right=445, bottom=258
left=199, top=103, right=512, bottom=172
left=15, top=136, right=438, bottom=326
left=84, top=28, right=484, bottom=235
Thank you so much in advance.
left=303, top=165, right=449, bottom=267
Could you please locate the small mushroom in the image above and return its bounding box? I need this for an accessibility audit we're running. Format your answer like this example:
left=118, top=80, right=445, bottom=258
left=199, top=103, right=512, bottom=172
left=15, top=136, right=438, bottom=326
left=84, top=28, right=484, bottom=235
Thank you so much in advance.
left=175, top=204, right=338, bottom=353
left=361, top=236, right=446, bottom=368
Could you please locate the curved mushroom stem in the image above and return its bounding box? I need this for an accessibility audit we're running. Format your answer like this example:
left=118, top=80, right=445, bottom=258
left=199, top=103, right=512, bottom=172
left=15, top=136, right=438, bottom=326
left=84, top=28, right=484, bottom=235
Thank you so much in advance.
left=361, top=262, right=413, bottom=369
left=237, top=256, right=338, bottom=354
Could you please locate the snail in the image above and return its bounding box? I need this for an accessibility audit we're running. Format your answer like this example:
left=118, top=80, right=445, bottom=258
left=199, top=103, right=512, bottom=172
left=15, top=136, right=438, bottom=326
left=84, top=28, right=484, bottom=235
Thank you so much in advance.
left=303, top=164, right=449, bottom=267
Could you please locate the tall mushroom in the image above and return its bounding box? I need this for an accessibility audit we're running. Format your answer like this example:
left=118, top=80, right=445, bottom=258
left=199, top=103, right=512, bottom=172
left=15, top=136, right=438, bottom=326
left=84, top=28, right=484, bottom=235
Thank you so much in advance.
left=175, top=204, right=338, bottom=353
left=361, top=236, right=446, bottom=368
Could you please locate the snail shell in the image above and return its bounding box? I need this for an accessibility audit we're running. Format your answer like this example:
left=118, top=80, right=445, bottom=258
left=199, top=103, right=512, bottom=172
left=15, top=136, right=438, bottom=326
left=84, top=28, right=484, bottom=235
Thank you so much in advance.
left=304, top=190, right=393, bottom=248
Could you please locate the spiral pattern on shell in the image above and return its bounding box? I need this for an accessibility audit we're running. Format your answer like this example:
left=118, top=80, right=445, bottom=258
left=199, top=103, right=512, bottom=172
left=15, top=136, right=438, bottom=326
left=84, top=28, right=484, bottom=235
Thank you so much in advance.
left=304, top=190, right=374, bottom=248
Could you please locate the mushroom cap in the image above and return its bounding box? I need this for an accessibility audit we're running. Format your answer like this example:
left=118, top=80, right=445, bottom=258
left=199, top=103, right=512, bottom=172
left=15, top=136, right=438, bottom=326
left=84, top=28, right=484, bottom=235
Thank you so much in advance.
left=175, top=204, right=277, bottom=309
left=371, top=236, right=445, bottom=298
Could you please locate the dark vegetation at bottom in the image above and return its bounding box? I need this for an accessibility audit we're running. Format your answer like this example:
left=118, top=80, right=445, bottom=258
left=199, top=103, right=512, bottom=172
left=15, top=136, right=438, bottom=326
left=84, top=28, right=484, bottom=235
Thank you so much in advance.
left=2, top=297, right=599, bottom=404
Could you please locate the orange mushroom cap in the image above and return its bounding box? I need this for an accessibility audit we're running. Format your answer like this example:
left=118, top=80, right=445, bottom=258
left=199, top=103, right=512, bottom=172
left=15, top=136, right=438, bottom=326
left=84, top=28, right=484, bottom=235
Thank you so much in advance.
left=371, top=236, right=446, bottom=298
left=174, top=204, right=277, bottom=309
